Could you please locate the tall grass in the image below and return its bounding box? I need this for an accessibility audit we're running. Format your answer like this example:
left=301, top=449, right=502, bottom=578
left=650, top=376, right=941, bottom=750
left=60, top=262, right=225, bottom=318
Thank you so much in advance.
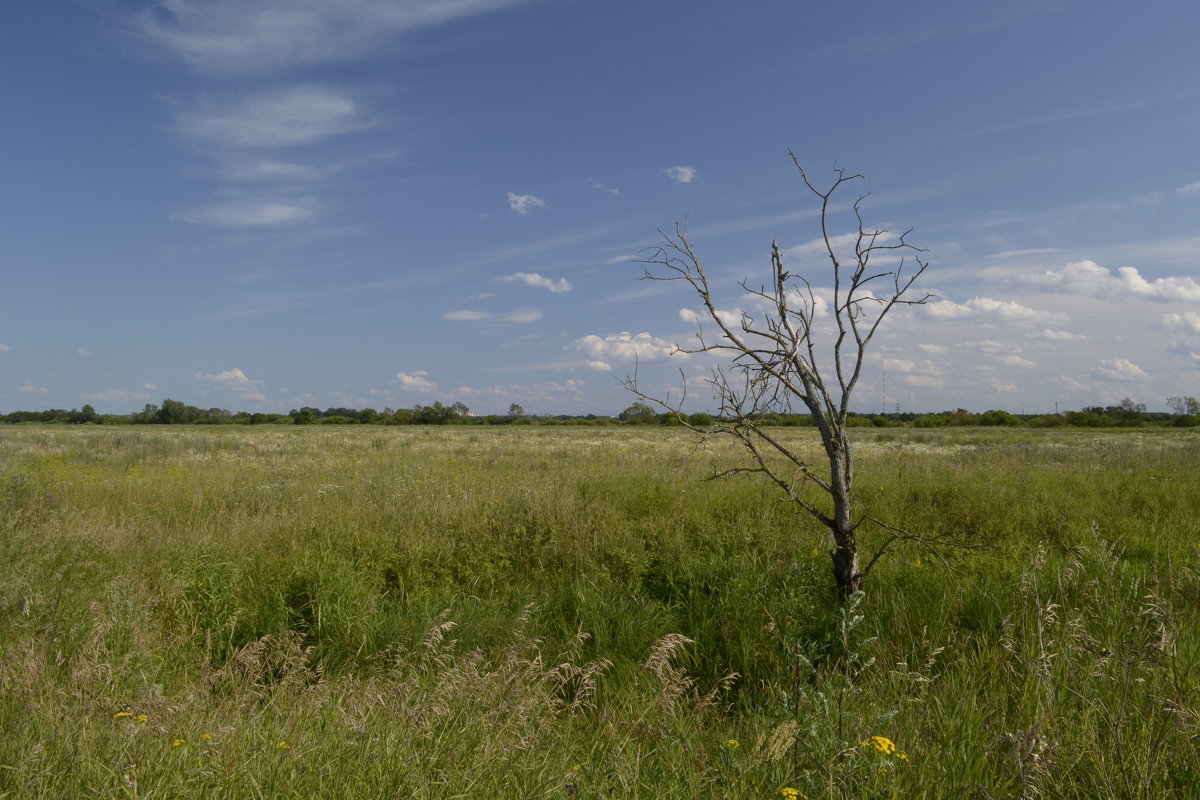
left=1, top=426, right=1197, bottom=797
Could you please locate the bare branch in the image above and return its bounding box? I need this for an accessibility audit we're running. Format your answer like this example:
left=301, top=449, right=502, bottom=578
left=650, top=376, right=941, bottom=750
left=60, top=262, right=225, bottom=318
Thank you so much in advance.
left=630, top=155, right=941, bottom=595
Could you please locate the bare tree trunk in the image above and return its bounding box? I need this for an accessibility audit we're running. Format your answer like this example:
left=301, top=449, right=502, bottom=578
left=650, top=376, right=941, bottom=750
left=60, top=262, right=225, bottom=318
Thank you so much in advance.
left=828, top=438, right=862, bottom=594
left=630, top=156, right=930, bottom=596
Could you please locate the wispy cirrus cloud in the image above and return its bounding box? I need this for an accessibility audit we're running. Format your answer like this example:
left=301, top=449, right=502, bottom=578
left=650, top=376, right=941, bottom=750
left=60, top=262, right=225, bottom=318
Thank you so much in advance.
left=442, top=308, right=543, bottom=323
left=1028, top=328, right=1088, bottom=341
left=177, top=85, right=369, bottom=148
left=81, top=388, right=153, bottom=403
left=500, top=272, right=572, bottom=293
left=172, top=198, right=316, bottom=228
left=133, top=0, right=537, bottom=75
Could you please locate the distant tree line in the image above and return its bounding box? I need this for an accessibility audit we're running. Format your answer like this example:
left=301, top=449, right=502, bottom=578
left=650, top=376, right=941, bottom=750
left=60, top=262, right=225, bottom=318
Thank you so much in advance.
left=2, top=396, right=1198, bottom=428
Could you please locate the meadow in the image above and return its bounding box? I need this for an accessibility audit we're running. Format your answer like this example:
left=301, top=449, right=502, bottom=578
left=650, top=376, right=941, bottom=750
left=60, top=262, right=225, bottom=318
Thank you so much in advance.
left=1, top=425, right=1197, bottom=798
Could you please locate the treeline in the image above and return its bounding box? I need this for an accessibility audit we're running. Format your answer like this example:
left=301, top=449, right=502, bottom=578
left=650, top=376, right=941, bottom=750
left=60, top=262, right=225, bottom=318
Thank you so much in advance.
left=3, top=396, right=1199, bottom=428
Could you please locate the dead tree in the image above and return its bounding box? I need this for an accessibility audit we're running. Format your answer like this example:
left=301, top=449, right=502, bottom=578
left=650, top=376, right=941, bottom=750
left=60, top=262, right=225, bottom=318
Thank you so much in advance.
left=628, top=153, right=931, bottom=595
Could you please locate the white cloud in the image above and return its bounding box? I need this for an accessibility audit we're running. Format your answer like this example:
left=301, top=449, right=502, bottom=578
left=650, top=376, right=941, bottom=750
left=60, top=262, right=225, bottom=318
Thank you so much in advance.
left=926, top=296, right=1064, bottom=324
left=502, top=309, right=543, bottom=324
left=662, top=166, right=697, bottom=184
left=134, top=0, right=535, bottom=75
left=966, top=340, right=1008, bottom=355
left=76, top=348, right=93, bottom=357
left=1166, top=341, right=1200, bottom=365
left=393, top=370, right=437, bottom=392
left=442, top=310, right=492, bottom=321
left=1028, top=328, right=1088, bottom=341
left=20, top=382, right=49, bottom=394
left=587, top=177, right=619, bottom=195
left=506, top=192, right=546, bottom=215
left=918, top=344, right=948, bottom=354
left=0, top=344, right=11, bottom=352
left=442, top=308, right=543, bottom=323
left=178, top=85, right=368, bottom=149
left=81, top=388, right=153, bottom=403
left=1091, top=358, right=1149, bottom=381
left=220, top=159, right=332, bottom=181
left=1163, top=311, right=1200, bottom=334
left=143, top=383, right=159, bottom=390
left=1176, top=180, right=1200, bottom=195
left=501, top=272, right=573, bottom=293
left=987, top=247, right=1062, bottom=259
left=1033, top=259, right=1200, bottom=302
left=585, top=360, right=612, bottom=371
left=572, top=331, right=681, bottom=364
left=997, top=354, right=1037, bottom=368
left=194, top=367, right=267, bottom=400
left=171, top=198, right=316, bottom=228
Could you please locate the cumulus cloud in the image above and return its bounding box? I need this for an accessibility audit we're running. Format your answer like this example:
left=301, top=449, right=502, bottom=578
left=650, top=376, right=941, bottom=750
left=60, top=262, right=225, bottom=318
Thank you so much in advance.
left=194, top=367, right=267, bottom=400
left=1176, top=180, right=1200, bottom=195
left=178, top=85, right=368, bottom=148
left=393, top=370, right=437, bottom=391
left=662, top=166, right=697, bottom=184
left=572, top=331, right=680, bottom=364
left=501, top=272, right=572, bottom=293
left=75, top=348, right=93, bottom=357
left=133, top=0, right=536, bottom=75
left=1163, top=311, right=1200, bottom=334
left=926, top=296, right=1065, bottom=324
left=587, top=177, right=619, bottom=195
left=507, top=192, right=546, bottom=215
left=172, top=198, right=316, bottom=228
left=442, top=308, right=542, bottom=323
left=997, top=354, right=1037, bottom=368
left=1033, top=260, right=1200, bottom=302
left=20, top=382, right=49, bottom=394
left=1091, top=358, right=1149, bottom=381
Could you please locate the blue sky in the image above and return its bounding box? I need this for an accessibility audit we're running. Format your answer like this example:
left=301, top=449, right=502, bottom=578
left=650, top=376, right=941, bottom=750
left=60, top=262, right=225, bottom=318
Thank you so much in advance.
left=3, top=0, right=1199, bottom=415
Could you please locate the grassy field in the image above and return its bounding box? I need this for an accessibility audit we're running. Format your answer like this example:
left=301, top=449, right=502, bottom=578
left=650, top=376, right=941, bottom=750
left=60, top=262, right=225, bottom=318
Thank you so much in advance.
left=1, top=425, right=1198, bottom=798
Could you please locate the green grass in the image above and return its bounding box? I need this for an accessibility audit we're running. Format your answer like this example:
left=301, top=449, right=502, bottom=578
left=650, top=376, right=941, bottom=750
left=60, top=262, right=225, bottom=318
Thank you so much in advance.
left=1, top=425, right=1198, bottom=798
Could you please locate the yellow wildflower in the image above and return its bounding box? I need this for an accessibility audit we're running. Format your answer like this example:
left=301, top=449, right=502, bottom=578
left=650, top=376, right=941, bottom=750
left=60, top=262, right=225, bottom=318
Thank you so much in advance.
left=172, top=739, right=186, bottom=747
left=201, top=732, right=214, bottom=741
left=726, top=738, right=740, bottom=749
left=780, top=788, right=801, bottom=800
left=135, top=715, right=149, bottom=723
left=113, top=712, right=133, bottom=719
left=277, top=741, right=291, bottom=750
left=861, top=735, right=908, bottom=761
left=862, top=735, right=896, bottom=755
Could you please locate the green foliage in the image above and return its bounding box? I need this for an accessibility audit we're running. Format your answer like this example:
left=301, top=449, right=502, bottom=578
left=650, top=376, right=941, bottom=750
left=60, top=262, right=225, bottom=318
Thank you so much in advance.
left=0, top=426, right=1197, bottom=797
